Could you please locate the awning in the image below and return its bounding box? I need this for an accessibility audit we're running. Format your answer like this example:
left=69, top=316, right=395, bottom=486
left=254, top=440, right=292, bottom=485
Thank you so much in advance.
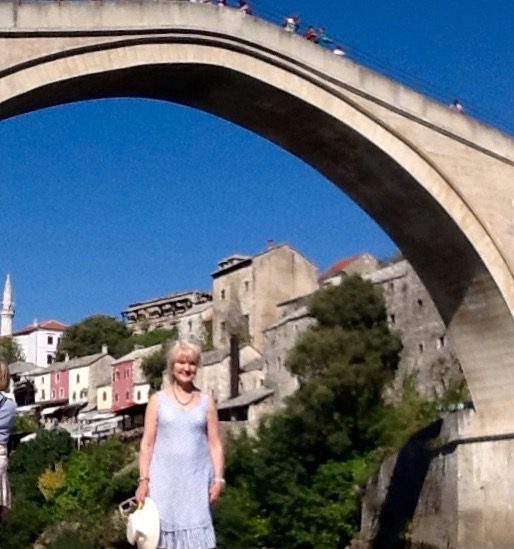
left=78, top=410, right=115, bottom=422
left=41, top=405, right=63, bottom=416
left=17, top=404, right=40, bottom=414
left=217, top=388, right=274, bottom=411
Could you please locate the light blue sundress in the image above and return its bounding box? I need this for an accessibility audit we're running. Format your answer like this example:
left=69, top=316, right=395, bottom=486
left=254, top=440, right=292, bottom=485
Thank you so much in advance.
left=149, top=391, right=216, bottom=549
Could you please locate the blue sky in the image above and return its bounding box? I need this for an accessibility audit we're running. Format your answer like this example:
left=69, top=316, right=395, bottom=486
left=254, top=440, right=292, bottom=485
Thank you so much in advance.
left=1, top=0, right=513, bottom=328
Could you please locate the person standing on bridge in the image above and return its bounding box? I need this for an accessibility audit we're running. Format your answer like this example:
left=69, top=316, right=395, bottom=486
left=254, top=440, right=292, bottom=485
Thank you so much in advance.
left=136, top=340, right=224, bottom=549
left=238, top=0, right=252, bottom=15
left=283, top=14, right=300, bottom=33
left=315, top=27, right=334, bottom=48
left=449, top=99, right=464, bottom=113
left=303, top=25, right=317, bottom=41
left=0, top=360, right=16, bottom=524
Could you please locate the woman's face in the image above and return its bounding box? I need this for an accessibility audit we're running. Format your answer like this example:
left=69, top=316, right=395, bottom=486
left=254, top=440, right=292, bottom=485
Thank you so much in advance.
left=171, top=350, right=198, bottom=385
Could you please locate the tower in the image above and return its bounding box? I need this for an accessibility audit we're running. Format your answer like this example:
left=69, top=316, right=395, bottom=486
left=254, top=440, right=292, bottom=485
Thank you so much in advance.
left=1, top=274, right=14, bottom=337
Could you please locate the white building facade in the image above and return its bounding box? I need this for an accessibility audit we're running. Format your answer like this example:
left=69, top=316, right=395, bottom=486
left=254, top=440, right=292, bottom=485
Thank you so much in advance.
left=13, top=320, right=67, bottom=367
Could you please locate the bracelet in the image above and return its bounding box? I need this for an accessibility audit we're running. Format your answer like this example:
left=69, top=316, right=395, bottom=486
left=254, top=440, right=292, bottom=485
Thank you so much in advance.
left=138, top=477, right=150, bottom=483
left=213, top=477, right=226, bottom=485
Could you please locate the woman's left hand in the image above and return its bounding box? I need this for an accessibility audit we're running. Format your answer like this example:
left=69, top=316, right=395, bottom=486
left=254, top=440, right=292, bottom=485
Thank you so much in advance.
left=209, top=480, right=224, bottom=504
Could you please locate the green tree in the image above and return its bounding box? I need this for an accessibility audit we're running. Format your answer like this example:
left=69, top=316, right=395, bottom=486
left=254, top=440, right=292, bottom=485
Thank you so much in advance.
left=1, top=431, right=74, bottom=548
left=57, top=315, right=131, bottom=359
left=141, top=348, right=167, bottom=390
left=51, top=438, right=134, bottom=520
left=215, top=276, right=406, bottom=548
left=130, top=327, right=176, bottom=349
left=0, top=336, right=25, bottom=363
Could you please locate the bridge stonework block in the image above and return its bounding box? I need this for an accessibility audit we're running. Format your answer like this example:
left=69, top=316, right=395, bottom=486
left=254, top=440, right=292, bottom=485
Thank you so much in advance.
left=411, top=410, right=514, bottom=549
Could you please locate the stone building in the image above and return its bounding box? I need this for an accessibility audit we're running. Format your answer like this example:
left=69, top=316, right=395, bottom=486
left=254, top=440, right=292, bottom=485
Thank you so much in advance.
left=211, top=243, right=318, bottom=353
left=192, top=345, right=274, bottom=434
left=320, top=252, right=380, bottom=287
left=263, top=295, right=316, bottom=404
left=178, top=345, right=264, bottom=403
left=122, top=290, right=212, bottom=343
left=364, top=260, right=462, bottom=399
left=262, top=254, right=462, bottom=406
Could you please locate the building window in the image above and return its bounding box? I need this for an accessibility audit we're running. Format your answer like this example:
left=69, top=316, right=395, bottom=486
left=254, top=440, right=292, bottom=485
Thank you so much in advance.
left=244, top=280, right=250, bottom=292
left=126, top=391, right=130, bottom=401
left=47, top=354, right=53, bottom=365
left=76, top=374, right=80, bottom=383
left=137, top=391, right=141, bottom=400
left=220, top=321, right=226, bottom=336
left=436, top=336, right=446, bottom=350
left=72, top=392, right=76, bottom=402
left=47, top=335, right=53, bottom=345
left=102, top=391, right=107, bottom=402
left=188, top=320, right=193, bottom=332
left=56, top=373, right=60, bottom=382
left=277, top=356, right=282, bottom=369
left=418, top=342, right=424, bottom=353
left=220, top=289, right=226, bottom=300
left=51, top=389, right=56, bottom=399
left=417, top=298, right=424, bottom=308
left=41, top=389, right=45, bottom=400
left=115, top=370, right=120, bottom=381
left=114, top=393, right=119, bottom=402
left=389, top=314, right=396, bottom=325
left=59, top=388, right=64, bottom=398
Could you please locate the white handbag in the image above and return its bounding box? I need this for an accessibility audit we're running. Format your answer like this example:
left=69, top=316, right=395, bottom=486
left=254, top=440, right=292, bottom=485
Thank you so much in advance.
left=119, top=496, right=160, bottom=549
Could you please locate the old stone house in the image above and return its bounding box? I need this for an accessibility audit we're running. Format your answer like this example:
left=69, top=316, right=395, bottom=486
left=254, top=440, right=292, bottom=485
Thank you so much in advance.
left=261, top=254, right=462, bottom=405
left=211, top=243, right=318, bottom=353
left=364, top=259, right=462, bottom=399
left=320, top=252, right=380, bottom=286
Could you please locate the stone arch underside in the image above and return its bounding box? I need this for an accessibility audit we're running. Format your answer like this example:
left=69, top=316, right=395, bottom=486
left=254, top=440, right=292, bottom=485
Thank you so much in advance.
left=1, top=36, right=513, bottom=434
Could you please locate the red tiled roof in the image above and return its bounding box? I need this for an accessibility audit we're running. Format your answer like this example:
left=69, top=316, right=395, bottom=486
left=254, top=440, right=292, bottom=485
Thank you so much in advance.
left=14, top=320, right=68, bottom=336
left=320, top=254, right=362, bottom=280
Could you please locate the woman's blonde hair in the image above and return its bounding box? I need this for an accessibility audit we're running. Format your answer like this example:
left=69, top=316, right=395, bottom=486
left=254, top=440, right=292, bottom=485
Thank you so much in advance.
left=0, top=360, right=10, bottom=392
left=166, top=339, right=202, bottom=370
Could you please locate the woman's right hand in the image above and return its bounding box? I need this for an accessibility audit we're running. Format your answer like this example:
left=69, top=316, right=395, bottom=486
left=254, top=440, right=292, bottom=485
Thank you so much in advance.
left=135, top=479, right=149, bottom=504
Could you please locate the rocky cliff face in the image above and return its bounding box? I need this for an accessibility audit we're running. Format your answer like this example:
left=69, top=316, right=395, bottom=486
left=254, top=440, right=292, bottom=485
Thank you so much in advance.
left=351, top=416, right=448, bottom=549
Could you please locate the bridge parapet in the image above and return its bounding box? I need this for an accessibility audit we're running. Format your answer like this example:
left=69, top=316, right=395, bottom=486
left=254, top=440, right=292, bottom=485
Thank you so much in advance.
left=1, top=0, right=514, bottom=159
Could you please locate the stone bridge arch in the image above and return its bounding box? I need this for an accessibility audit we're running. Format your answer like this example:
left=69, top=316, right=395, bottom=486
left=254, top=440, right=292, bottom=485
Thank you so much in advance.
left=1, top=1, right=513, bottom=435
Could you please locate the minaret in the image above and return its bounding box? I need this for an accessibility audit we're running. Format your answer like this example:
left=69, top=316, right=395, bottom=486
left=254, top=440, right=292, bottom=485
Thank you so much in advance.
left=1, top=274, right=14, bottom=336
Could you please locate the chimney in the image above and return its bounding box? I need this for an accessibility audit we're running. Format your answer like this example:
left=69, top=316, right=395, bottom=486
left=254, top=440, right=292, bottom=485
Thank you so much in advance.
left=266, top=239, right=275, bottom=250
left=65, top=352, right=70, bottom=362
left=101, top=344, right=108, bottom=355
left=229, top=334, right=240, bottom=399
left=32, top=318, right=38, bottom=327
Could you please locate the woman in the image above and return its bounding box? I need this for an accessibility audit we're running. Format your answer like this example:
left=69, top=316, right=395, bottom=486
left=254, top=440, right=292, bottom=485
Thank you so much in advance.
left=136, top=340, right=224, bottom=548
left=0, top=360, right=16, bottom=523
